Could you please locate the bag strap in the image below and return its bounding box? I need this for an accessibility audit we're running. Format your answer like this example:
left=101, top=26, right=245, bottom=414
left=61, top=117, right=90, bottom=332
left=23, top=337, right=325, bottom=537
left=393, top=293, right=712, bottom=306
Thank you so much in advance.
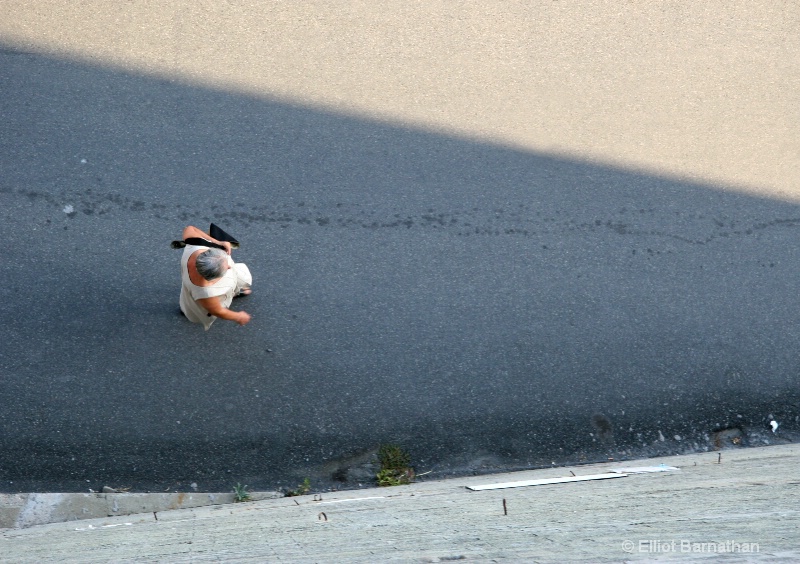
left=170, top=237, right=227, bottom=251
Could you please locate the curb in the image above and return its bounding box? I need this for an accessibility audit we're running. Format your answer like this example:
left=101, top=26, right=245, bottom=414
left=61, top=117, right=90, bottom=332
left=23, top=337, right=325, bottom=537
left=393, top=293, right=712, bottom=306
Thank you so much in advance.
left=0, top=491, right=282, bottom=529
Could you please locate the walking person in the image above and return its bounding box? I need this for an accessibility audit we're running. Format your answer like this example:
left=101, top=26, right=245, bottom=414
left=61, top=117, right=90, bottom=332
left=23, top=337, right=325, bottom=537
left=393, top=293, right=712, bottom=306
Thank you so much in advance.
left=176, top=224, right=252, bottom=329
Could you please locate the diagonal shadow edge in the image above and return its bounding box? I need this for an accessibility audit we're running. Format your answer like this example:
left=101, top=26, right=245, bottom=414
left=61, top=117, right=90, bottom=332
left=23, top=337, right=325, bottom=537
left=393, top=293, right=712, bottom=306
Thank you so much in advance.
left=0, top=40, right=792, bottom=203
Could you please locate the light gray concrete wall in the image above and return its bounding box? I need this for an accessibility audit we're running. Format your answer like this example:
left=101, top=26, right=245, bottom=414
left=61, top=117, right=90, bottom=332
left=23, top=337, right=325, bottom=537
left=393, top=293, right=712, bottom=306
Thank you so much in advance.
left=2, top=444, right=799, bottom=562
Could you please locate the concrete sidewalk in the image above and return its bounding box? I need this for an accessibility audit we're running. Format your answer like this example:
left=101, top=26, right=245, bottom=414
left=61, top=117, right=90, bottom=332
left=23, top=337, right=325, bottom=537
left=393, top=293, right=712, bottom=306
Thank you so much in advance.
left=2, top=444, right=798, bottom=562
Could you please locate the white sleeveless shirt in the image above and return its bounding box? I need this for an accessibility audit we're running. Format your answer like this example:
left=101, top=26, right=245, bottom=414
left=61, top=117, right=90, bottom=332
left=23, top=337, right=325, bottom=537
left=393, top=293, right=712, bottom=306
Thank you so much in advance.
left=179, top=245, right=242, bottom=330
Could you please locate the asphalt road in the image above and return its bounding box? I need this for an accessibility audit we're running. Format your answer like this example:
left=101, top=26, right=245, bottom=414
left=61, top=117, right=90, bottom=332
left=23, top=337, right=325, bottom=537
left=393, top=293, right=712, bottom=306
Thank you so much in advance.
left=1, top=43, right=798, bottom=494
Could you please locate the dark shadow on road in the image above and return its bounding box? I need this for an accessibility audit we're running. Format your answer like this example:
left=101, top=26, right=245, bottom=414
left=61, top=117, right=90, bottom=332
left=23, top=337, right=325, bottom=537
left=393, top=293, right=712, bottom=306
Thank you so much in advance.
left=1, top=45, right=798, bottom=493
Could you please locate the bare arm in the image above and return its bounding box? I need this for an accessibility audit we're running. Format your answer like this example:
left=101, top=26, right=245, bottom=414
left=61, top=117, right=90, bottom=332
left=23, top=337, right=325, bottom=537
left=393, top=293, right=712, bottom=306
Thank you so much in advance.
left=182, top=225, right=232, bottom=255
left=196, top=296, right=251, bottom=326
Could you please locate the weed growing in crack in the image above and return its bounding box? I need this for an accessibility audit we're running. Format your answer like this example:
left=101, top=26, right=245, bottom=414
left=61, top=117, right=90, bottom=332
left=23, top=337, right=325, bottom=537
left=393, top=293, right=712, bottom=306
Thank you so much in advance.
left=376, top=444, right=415, bottom=486
left=285, top=477, right=311, bottom=497
left=233, top=483, right=251, bottom=502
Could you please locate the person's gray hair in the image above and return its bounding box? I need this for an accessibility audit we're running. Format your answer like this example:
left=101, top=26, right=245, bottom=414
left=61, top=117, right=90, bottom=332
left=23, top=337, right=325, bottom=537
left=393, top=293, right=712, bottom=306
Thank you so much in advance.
left=195, top=249, right=228, bottom=280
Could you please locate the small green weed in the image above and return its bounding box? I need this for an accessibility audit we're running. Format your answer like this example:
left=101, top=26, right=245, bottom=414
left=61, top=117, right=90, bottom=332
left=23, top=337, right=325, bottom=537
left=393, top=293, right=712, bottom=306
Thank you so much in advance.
left=376, top=444, right=415, bottom=486
left=376, top=467, right=415, bottom=486
left=233, top=483, right=251, bottom=502
left=285, top=477, right=311, bottom=497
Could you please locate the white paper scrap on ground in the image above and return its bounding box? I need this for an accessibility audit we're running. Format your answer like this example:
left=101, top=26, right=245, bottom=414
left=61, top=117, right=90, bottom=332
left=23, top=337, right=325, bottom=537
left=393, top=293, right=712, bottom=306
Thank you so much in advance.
left=317, top=496, right=386, bottom=505
left=610, top=464, right=679, bottom=474
left=466, top=472, right=627, bottom=491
